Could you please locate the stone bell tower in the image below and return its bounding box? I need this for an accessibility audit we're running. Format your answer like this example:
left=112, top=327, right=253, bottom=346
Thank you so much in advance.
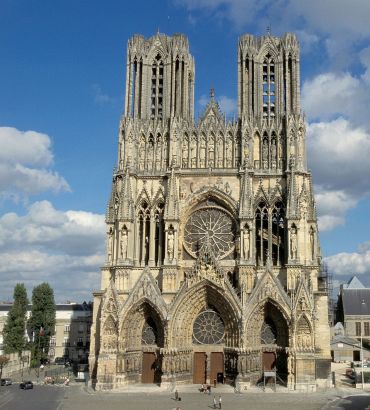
left=89, top=31, right=331, bottom=391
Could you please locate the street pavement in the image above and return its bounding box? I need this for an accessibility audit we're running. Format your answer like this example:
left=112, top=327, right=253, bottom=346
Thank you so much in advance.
left=1, top=383, right=370, bottom=410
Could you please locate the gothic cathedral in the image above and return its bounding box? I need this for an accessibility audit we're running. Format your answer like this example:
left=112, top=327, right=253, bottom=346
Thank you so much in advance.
left=89, top=32, right=331, bottom=391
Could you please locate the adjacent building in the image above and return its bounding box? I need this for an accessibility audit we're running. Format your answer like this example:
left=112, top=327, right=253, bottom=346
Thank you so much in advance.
left=336, top=277, right=370, bottom=348
left=90, top=31, right=331, bottom=391
left=0, top=302, right=92, bottom=364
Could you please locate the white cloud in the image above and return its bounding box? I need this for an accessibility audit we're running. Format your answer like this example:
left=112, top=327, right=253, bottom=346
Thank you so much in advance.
left=0, top=201, right=105, bottom=302
left=0, top=127, right=70, bottom=201
left=92, top=83, right=114, bottom=104
left=307, top=118, right=370, bottom=230
left=198, top=94, right=236, bottom=117
left=218, top=96, right=237, bottom=117
left=307, top=118, right=370, bottom=194
left=302, top=70, right=370, bottom=130
left=326, top=248, right=370, bottom=277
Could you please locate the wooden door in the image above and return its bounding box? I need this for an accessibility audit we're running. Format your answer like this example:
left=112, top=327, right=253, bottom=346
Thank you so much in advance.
left=142, top=352, right=156, bottom=383
left=263, top=352, right=276, bottom=371
left=210, top=352, right=224, bottom=384
left=193, top=352, right=206, bottom=384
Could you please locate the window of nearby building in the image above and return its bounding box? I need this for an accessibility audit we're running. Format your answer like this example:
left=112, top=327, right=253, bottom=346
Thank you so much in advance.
left=64, top=324, right=70, bottom=333
left=50, top=336, right=56, bottom=347
left=365, top=322, right=370, bottom=336
left=78, top=324, right=84, bottom=333
left=63, top=337, right=69, bottom=347
left=356, top=322, right=361, bottom=336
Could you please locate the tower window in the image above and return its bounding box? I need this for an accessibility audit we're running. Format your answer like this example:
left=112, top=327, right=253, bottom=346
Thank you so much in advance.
left=262, top=55, right=275, bottom=119
left=151, top=55, right=164, bottom=119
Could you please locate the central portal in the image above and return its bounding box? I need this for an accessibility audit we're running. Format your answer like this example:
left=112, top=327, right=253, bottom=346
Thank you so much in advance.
left=192, top=352, right=224, bottom=384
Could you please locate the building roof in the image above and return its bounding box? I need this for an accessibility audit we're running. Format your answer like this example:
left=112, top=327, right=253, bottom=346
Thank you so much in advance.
left=342, top=276, right=365, bottom=290
left=342, top=289, right=370, bottom=316
left=331, top=335, right=361, bottom=348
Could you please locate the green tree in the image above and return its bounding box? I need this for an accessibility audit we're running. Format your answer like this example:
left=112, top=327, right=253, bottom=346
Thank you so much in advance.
left=28, top=283, right=56, bottom=365
left=2, top=283, right=28, bottom=356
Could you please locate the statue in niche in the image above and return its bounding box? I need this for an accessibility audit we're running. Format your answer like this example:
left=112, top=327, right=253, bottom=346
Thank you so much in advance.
left=199, top=138, right=206, bottom=167
left=224, top=182, right=231, bottom=194
left=156, top=137, right=162, bottom=169
left=182, top=140, right=188, bottom=167
left=120, top=227, right=128, bottom=259
left=243, top=227, right=250, bottom=260
left=289, top=136, right=295, bottom=157
left=309, top=227, right=315, bottom=260
left=290, top=227, right=298, bottom=259
left=107, top=227, right=114, bottom=262
left=190, top=139, right=196, bottom=167
left=167, top=230, right=174, bottom=260
left=226, top=140, right=232, bottom=166
left=217, top=142, right=223, bottom=167
left=139, top=138, right=145, bottom=170
left=262, top=139, right=268, bottom=168
left=208, top=139, right=214, bottom=167
left=271, top=139, right=277, bottom=162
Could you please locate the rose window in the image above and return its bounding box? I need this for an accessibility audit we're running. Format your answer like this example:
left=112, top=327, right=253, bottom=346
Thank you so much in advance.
left=184, top=206, right=236, bottom=259
left=193, top=310, right=225, bottom=344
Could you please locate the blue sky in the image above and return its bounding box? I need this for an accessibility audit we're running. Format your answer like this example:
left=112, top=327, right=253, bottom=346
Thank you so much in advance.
left=1, top=0, right=370, bottom=302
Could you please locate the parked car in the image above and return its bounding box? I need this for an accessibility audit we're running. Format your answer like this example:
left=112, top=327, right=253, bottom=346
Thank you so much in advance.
left=0, top=378, right=12, bottom=386
left=19, top=381, right=33, bottom=390
left=54, top=357, right=66, bottom=365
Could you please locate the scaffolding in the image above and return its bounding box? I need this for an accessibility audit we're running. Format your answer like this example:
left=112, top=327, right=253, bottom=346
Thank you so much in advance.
left=318, top=262, right=335, bottom=326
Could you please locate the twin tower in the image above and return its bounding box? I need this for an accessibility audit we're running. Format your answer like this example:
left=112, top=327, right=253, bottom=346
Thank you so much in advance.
left=89, top=32, right=331, bottom=391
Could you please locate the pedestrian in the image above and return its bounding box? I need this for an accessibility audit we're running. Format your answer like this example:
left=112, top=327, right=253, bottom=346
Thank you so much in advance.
left=219, top=395, right=222, bottom=409
left=175, top=389, right=179, bottom=401
left=213, top=395, right=217, bottom=409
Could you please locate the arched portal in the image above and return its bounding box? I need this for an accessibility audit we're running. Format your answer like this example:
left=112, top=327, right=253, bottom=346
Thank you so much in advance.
left=245, top=299, right=289, bottom=384
left=120, top=301, right=164, bottom=384
left=260, top=302, right=289, bottom=380
left=170, top=281, right=241, bottom=384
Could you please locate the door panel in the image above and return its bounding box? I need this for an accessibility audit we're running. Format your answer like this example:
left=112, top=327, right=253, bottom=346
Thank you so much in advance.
left=142, top=352, right=156, bottom=383
left=193, top=352, right=206, bottom=384
left=210, top=352, right=224, bottom=384
left=263, top=351, right=276, bottom=371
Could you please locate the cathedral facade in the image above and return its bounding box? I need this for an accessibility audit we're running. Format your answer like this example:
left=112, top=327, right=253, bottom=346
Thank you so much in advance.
left=89, top=32, right=331, bottom=391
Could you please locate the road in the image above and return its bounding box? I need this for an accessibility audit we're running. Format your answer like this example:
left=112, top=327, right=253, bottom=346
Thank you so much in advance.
left=1, top=384, right=370, bottom=410
left=0, top=385, right=65, bottom=410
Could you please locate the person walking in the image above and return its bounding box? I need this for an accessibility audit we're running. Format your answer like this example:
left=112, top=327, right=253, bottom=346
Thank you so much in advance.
left=213, top=395, right=217, bottom=409
left=219, top=395, right=222, bottom=409
left=175, top=389, right=179, bottom=401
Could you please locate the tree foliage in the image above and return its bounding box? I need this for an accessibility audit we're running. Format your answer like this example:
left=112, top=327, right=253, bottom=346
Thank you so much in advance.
left=28, top=283, right=56, bottom=364
left=2, top=283, right=28, bottom=356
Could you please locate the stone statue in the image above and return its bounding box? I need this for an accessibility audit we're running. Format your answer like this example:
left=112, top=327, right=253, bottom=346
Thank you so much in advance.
left=243, top=228, right=250, bottom=260
left=190, top=139, right=196, bottom=167
left=167, top=230, right=174, bottom=259
left=271, top=139, right=277, bottom=161
left=262, top=139, right=268, bottom=168
left=199, top=138, right=206, bottom=167
left=290, top=227, right=297, bottom=259
left=309, top=227, right=315, bottom=260
left=107, top=227, right=114, bottom=262
left=120, top=228, right=128, bottom=259
left=226, top=140, right=232, bottom=166
left=182, top=140, right=188, bottom=167
left=217, top=142, right=223, bottom=167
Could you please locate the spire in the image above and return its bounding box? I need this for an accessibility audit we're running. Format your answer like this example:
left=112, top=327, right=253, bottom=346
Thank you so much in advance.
left=106, top=177, right=118, bottom=223
left=119, top=168, right=133, bottom=221
left=164, top=167, right=179, bottom=220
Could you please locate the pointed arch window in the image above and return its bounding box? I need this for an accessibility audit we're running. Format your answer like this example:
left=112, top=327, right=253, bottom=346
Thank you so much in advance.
left=151, top=54, right=164, bottom=119
left=256, top=202, right=268, bottom=265
left=262, top=54, right=275, bottom=118
left=138, top=201, right=151, bottom=266
left=255, top=201, right=286, bottom=266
